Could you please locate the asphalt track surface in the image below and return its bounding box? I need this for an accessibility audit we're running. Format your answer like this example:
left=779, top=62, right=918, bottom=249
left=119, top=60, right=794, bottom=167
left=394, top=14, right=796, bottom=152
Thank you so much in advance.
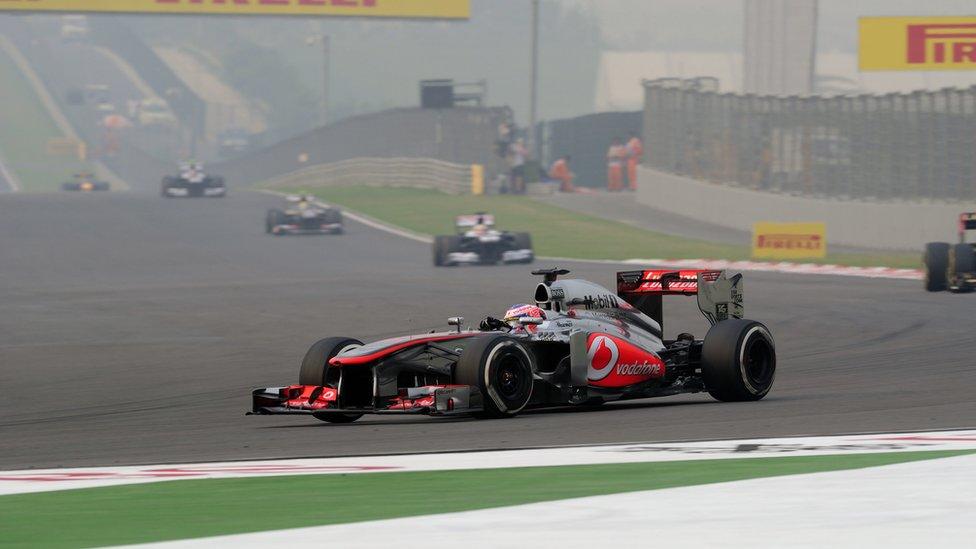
left=3, top=189, right=976, bottom=470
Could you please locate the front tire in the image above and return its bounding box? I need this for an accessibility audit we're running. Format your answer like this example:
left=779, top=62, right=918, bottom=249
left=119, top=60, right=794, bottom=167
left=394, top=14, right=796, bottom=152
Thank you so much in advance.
left=512, top=232, right=534, bottom=264
left=298, top=337, right=364, bottom=423
left=924, top=242, right=949, bottom=292
left=161, top=176, right=176, bottom=198
left=701, top=319, right=776, bottom=402
left=456, top=335, right=534, bottom=418
left=433, top=235, right=451, bottom=266
left=266, top=209, right=282, bottom=234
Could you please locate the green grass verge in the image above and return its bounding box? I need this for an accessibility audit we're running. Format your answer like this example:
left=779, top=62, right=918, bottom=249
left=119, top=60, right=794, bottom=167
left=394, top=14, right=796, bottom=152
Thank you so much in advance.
left=0, top=46, right=91, bottom=192
left=1, top=450, right=968, bottom=548
left=287, top=186, right=921, bottom=269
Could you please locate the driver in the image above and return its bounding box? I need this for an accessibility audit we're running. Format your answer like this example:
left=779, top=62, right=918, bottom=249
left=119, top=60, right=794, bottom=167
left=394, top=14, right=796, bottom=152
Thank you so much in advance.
left=297, top=194, right=314, bottom=210
left=480, top=304, right=546, bottom=332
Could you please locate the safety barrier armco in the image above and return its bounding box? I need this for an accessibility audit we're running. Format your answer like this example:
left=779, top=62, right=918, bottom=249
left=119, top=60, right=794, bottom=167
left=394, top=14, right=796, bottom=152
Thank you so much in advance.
left=264, top=157, right=476, bottom=194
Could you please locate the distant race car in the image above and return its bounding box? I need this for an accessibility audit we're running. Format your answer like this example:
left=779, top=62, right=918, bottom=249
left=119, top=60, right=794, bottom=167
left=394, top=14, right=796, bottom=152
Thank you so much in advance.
left=161, top=163, right=226, bottom=198
left=433, top=213, right=533, bottom=266
left=61, top=173, right=109, bottom=192
left=924, top=212, right=976, bottom=292
left=250, top=267, right=776, bottom=422
left=265, top=195, right=343, bottom=235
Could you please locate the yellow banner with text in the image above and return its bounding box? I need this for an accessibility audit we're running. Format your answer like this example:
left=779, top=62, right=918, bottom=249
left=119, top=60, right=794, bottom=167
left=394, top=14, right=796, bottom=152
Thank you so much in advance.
left=0, top=0, right=470, bottom=19
left=860, top=16, right=976, bottom=71
left=752, top=222, right=827, bottom=260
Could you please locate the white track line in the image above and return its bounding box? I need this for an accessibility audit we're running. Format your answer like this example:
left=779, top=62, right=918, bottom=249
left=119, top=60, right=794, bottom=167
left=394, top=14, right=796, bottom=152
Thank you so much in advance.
left=0, top=151, right=21, bottom=192
left=258, top=189, right=923, bottom=280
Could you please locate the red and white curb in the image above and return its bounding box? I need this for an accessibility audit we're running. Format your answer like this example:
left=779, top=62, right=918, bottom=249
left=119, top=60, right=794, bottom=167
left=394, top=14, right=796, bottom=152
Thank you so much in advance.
left=1, top=430, right=972, bottom=496
left=258, top=190, right=922, bottom=281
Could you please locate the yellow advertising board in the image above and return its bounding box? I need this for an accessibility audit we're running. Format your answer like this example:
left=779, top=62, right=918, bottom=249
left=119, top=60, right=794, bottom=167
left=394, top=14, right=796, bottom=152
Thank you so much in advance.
left=860, top=16, right=976, bottom=71
left=0, top=0, right=469, bottom=19
left=752, top=222, right=826, bottom=260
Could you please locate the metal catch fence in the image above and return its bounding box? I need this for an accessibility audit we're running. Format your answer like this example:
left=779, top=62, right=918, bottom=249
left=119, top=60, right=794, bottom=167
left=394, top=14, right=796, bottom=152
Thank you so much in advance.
left=643, top=78, right=976, bottom=201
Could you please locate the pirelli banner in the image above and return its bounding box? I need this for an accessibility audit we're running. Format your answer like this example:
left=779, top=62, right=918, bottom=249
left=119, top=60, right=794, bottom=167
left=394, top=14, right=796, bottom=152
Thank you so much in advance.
left=860, top=16, right=976, bottom=71
left=752, top=222, right=827, bottom=260
left=0, top=0, right=470, bottom=19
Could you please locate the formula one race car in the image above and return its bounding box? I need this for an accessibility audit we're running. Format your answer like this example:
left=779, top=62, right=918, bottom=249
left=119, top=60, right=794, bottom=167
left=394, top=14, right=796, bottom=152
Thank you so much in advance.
left=925, top=212, right=976, bottom=292
left=61, top=172, right=109, bottom=192
left=433, top=213, right=533, bottom=266
left=161, top=162, right=226, bottom=198
left=265, top=195, right=343, bottom=236
left=250, top=268, right=775, bottom=422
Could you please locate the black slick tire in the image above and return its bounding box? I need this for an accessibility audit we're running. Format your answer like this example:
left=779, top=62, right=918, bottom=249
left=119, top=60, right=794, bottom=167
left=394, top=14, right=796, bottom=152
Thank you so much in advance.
left=701, top=319, right=776, bottom=402
left=924, top=242, right=949, bottom=292
left=298, top=337, right=364, bottom=423
left=455, top=335, right=534, bottom=418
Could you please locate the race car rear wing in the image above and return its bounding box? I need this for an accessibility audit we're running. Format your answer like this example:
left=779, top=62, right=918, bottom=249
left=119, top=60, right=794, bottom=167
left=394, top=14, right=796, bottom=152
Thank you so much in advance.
left=616, top=269, right=743, bottom=331
left=456, top=214, right=495, bottom=228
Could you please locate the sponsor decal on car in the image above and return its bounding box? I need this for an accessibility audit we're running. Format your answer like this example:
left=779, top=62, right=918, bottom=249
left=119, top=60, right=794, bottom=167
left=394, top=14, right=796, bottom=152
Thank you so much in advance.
left=579, top=294, right=619, bottom=310
left=586, top=334, right=664, bottom=387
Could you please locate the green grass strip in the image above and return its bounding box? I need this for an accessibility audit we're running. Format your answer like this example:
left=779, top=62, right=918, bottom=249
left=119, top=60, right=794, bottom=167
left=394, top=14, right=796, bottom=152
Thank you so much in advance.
left=286, top=186, right=921, bottom=269
left=0, top=45, right=91, bottom=192
left=1, top=450, right=969, bottom=548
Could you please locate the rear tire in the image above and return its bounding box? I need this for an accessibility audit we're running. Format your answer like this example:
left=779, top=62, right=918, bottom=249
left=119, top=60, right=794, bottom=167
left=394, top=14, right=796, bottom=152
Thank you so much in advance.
left=298, top=337, right=364, bottom=424
left=455, top=335, right=534, bottom=418
left=924, top=242, right=949, bottom=292
left=701, top=319, right=776, bottom=402
left=950, top=243, right=975, bottom=289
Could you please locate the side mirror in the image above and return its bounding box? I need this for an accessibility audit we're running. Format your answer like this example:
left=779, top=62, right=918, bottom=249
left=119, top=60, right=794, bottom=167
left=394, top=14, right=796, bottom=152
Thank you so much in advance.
left=518, top=317, right=544, bottom=326
left=448, top=317, right=464, bottom=333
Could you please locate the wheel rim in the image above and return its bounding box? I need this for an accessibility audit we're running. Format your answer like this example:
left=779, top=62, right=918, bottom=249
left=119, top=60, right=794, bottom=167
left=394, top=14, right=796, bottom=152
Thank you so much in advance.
left=485, top=343, right=533, bottom=412
left=495, top=354, right=529, bottom=400
left=742, top=333, right=774, bottom=391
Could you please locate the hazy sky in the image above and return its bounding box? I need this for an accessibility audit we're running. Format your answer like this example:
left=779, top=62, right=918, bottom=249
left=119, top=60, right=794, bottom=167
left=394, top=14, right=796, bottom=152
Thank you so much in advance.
left=573, top=0, right=976, bottom=53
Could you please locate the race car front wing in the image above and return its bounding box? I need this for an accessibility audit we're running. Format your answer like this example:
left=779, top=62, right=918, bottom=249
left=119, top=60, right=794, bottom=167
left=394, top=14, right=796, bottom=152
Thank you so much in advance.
left=447, top=248, right=533, bottom=264
left=250, top=384, right=482, bottom=416
left=271, top=222, right=343, bottom=235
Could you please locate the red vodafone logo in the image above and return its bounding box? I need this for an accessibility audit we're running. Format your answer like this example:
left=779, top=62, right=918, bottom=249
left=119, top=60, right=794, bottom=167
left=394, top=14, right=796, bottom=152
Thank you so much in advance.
left=587, top=335, right=619, bottom=381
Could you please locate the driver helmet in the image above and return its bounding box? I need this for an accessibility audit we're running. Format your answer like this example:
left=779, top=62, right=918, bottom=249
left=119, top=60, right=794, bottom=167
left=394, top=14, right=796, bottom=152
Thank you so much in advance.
left=503, top=304, right=546, bottom=332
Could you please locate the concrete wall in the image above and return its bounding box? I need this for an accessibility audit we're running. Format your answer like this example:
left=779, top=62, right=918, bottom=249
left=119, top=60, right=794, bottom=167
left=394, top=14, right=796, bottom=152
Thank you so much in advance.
left=636, top=166, right=975, bottom=251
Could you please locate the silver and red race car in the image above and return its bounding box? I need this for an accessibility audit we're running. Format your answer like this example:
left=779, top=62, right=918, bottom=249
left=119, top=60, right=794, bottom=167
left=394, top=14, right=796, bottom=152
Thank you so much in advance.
left=250, top=268, right=776, bottom=422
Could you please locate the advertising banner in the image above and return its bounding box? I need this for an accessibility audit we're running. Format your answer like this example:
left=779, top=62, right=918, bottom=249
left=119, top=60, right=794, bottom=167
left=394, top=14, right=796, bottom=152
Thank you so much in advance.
left=752, top=222, right=827, bottom=260
left=0, top=0, right=470, bottom=19
left=860, top=16, right=976, bottom=71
